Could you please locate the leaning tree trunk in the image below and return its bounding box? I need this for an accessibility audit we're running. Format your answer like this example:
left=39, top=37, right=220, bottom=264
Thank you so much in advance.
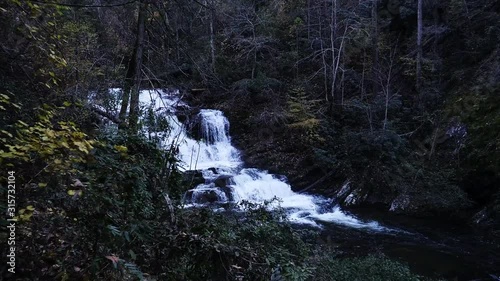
left=128, top=0, right=147, bottom=133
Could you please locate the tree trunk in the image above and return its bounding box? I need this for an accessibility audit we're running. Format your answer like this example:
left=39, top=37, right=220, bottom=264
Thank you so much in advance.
left=416, top=0, right=423, bottom=93
left=330, top=0, right=337, bottom=102
left=118, top=56, right=134, bottom=129
left=128, top=0, right=147, bottom=133
left=371, top=0, right=379, bottom=96
left=208, top=0, right=216, bottom=72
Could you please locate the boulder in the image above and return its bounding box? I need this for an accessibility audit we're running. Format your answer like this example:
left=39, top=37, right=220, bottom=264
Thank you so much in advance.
left=193, top=190, right=219, bottom=204
left=176, top=106, right=200, bottom=125
left=183, top=190, right=194, bottom=202
left=220, top=185, right=235, bottom=202
left=214, top=175, right=233, bottom=188
left=182, top=170, right=205, bottom=187
left=208, top=167, right=219, bottom=175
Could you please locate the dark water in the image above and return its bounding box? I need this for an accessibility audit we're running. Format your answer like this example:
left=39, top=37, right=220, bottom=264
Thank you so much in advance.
left=319, top=208, right=500, bottom=280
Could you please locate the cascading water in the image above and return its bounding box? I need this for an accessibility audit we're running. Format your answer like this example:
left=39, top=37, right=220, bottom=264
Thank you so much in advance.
left=140, top=89, right=386, bottom=230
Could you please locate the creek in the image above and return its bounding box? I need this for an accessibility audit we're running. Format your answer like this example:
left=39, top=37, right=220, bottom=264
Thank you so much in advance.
left=140, top=89, right=500, bottom=280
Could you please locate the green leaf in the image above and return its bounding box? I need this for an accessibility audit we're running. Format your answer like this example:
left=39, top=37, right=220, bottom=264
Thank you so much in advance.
left=17, top=120, right=28, bottom=127
left=1, top=130, right=12, bottom=137
left=129, top=250, right=136, bottom=260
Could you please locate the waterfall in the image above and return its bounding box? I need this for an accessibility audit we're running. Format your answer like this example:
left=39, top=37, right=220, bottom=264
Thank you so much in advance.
left=139, top=89, right=386, bottom=230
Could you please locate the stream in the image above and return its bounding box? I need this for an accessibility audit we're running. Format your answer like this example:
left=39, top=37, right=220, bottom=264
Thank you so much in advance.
left=139, top=89, right=500, bottom=281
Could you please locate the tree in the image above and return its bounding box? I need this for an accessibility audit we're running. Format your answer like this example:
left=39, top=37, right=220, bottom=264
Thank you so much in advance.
left=119, top=0, right=148, bottom=132
left=416, top=0, right=423, bottom=93
left=372, top=0, right=379, bottom=96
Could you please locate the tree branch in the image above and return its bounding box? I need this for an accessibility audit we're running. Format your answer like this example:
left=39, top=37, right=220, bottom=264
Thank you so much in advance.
left=30, top=0, right=137, bottom=8
left=90, top=106, right=123, bottom=125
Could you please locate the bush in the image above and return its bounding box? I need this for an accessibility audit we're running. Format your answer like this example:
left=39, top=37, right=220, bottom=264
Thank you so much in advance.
left=310, top=255, right=423, bottom=281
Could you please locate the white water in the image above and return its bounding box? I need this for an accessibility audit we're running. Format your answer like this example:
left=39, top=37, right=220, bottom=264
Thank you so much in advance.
left=139, top=89, right=387, bottom=230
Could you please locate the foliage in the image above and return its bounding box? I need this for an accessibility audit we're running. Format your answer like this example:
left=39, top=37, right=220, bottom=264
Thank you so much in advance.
left=1, top=0, right=499, bottom=279
left=1, top=104, right=95, bottom=175
left=309, top=255, right=423, bottom=281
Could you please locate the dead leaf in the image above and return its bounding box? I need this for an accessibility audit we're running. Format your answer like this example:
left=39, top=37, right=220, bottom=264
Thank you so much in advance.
left=72, top=179, right=85, bottom=188
left=105, top=255, right=120, bottom=265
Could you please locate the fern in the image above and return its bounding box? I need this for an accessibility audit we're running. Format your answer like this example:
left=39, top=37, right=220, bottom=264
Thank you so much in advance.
left=122, top=261, right=144, bottom=280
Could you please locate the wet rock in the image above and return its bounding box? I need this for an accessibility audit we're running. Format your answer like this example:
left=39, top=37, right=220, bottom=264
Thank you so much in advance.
left=183, top=190, right=193, bottom=202
left=220, top=185, right=235, bottom=201
left=182, top=170, right=205, bottom=187
left=344, top=193, right=358, bottom=206
left=208, top=167, right=219, bottom=174
left=177, top=106, right=200, bottom=127
left=187, top=114, right=203, bottom=141
left=472, top=207, right=489, bottom=224
left=214, top=175, right=233, bottom=188
left=471, top=206, right=498, bottom=226
left=272, top=174, right=289, bottom=183
left=335, top=181, right=352, bottom=201
left=193, top=190, right=219, bottom=204
left=343, top=189, right=368, bottom=207
left=389, top=193, right=410, bottom=212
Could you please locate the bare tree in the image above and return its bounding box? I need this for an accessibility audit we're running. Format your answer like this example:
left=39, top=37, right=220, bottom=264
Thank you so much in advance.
left=209, top=3, right=216, bottom=72
left=380, top=45, right=398, bottom=130
left=222, top=0, right=276, bottom=80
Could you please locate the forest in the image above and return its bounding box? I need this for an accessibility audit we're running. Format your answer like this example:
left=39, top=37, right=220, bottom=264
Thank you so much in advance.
left=0, top=0, right=499, bottom=280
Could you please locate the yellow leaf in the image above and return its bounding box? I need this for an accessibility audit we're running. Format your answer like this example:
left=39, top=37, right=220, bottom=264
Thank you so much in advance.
left=17, top=120, right=28, bottom=127
left=67, top=190, right=82, bottom=196
left=26, top=205, right=35, bottom=211
left=114, top=145, right=128, bottom=153
left=21, top=213, right=33, bottom=221
left=1, top=130, right=12, bottom=138
left=38, top=183, right=47, bottom=188
left=74, top=141, right=89, bottom=153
